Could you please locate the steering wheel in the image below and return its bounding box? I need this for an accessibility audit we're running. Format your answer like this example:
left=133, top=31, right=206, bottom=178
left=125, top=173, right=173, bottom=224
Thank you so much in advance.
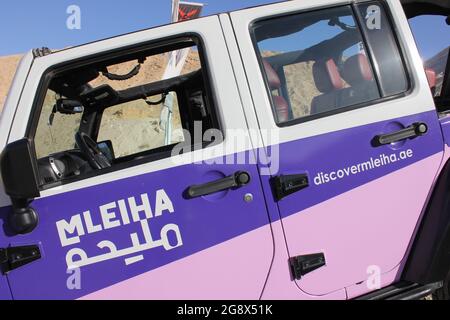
left=75, top=132, right=112, bottom=170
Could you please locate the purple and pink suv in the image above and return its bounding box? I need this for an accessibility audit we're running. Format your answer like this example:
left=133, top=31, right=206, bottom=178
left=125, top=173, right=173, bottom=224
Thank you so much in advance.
left=0, top=0, right=449, bottom=300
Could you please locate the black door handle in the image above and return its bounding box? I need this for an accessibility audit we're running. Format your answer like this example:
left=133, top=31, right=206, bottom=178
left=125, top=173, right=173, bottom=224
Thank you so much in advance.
left=373, top=122, right=428, bottom=147
left=187, top=171, right=251, bottom=199
left=272, top=174, right=309, bottom=201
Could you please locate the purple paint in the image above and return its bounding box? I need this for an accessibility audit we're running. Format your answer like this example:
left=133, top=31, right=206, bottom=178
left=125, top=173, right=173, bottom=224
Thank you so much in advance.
left=0, top=110, right=445, bottom=299
left=272, top=110, right=443, bottom=220
left=0, top=211, right=12, bottom=300
left=3, top=162, right=273, bottom=300
left=0, top=278, right=11, bottom=300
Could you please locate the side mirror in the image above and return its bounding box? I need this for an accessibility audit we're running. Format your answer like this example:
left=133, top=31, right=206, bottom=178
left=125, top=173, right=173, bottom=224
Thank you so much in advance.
left=0, top=138, right=40, bottom=234
left=97, top=140, right=115, bottom=162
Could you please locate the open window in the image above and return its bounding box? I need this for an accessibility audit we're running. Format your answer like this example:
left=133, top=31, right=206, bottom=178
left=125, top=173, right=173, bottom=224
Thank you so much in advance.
left=403, top=0, right=450, bottom=112
left=29, top=36, right=220, bottom=189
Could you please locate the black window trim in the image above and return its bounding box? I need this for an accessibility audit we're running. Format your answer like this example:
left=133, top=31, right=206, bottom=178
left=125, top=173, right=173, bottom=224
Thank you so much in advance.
left=26, top=32, right=223, bottom=191
left=249, top=0, right=414, bottom=128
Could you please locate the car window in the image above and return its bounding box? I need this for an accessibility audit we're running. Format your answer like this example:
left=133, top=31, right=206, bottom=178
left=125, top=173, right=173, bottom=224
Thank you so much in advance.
left=35, top=90, right=82, bottom=159
left=252, top=3, right=408, bottom=124
left=31, top=38, right=219, bottom=187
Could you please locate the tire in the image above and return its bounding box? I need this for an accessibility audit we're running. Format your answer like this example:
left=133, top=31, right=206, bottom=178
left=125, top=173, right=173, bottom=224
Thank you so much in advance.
left=432, top=269, right=450, bottom=300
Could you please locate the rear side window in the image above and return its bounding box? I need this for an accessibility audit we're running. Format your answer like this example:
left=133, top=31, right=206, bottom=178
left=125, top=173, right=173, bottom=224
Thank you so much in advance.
left=252, top=3, right=409, bottom=125
left=356, top=2, right=408, bottom=96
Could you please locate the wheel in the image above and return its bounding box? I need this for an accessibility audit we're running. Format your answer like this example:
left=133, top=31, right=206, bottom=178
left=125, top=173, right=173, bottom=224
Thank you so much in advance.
left=432, top=269, right=450, bottom=300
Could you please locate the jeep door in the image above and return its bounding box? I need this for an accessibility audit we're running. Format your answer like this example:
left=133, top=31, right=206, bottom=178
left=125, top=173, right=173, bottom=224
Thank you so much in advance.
left=231, top=0, right=445, bottom=297
left=1, top=16, right=274, bottom=299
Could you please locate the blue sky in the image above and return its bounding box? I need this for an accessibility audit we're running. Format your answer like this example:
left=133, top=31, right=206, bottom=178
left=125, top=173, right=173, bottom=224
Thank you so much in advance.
left=409, top=15, right=449, bottom=59
left=0, top=0, right=447, bottom=60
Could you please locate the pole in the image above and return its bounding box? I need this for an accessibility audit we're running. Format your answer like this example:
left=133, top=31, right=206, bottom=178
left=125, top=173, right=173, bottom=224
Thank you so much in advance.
left=161, top=1, right=203, bottom=146
left=160, top=0, right=180, bottom=145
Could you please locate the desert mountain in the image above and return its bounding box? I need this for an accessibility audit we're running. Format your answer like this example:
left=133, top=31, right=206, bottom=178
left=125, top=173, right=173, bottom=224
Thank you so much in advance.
left=0, top=54, right=22, bottom=112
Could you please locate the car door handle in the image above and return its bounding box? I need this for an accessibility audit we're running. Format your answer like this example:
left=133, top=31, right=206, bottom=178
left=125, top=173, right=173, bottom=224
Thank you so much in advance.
left=187, top=171, right=251, bottom=199
left=373, top=123, right=428, bottom=147
left=272, top=174, right=310, bottom=201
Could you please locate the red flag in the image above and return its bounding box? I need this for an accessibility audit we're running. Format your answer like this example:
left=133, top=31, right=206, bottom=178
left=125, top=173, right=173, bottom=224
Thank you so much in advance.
left=178, top=2, right=203, bottom=21
left=164, top=1, right=204, bottom=79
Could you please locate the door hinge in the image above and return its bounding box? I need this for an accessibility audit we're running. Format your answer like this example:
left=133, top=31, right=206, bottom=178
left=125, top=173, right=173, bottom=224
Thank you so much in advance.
left=32, top=47, right=52, bottom=58
left=272, top=174, right=309, bottom=201
left=0, top=245, right=41, bottom=275
left=290, top=253, right=326, bottom=280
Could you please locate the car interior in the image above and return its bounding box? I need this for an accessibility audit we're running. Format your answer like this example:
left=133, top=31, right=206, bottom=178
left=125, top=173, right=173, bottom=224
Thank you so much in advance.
left=256, top=1, right=449, bottom=124
left=256, top=7, right=383, bottom=123
left=35, top=38, right=218, bottom=188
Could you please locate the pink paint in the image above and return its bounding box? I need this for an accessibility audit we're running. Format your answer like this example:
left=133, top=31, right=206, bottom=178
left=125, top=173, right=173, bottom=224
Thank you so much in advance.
left=347, top=148, right=450, bottom=299
left=81, top=225, right=273, bottom=300
left=346, top=266, right=401, bottom=299
left=82, top=219, right=348, bottom=300
left=282, top=153, right=443, bottom=296
left=82, top=154, right=445, bottom=300
left=261, top=220, right=347, bottom=300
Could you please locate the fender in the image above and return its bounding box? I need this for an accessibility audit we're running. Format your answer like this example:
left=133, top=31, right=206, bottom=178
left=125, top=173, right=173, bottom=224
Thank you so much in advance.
left=402, top=157, right=450, bottom=284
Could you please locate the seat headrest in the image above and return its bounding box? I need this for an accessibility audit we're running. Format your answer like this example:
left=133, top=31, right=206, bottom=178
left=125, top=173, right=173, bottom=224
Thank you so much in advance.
left=313, top=59, right=345, bottom=93
left=341, top=54, right=374, bottom=86
left=425, top=68, right=436, bottom=89
left=263, top=60, right=281, bottom=90
left=273, top=96, right=289, bottom=122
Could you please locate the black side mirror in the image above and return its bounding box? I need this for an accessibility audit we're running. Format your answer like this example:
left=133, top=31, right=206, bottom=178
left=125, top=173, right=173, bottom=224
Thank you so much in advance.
left=97, top=140, right=115, bottom=162
left=0, top=138, right=40, bottom=234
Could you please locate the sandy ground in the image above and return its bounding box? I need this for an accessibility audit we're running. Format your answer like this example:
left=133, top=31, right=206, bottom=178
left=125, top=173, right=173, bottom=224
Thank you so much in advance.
left=0, top=54, right=22, bottom=112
